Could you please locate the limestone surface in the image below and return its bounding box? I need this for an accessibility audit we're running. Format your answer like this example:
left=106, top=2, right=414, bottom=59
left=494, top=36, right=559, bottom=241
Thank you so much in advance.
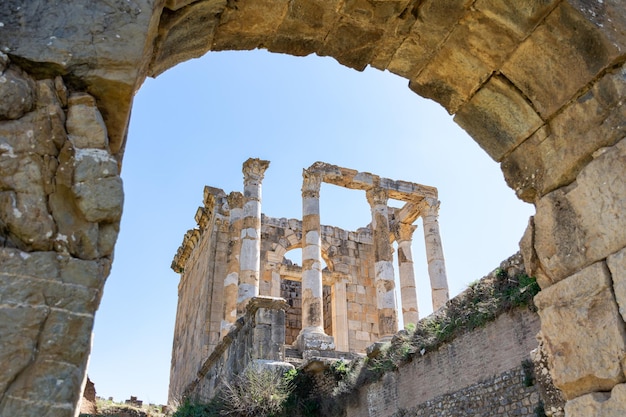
left=564, top=383, right=626, bottom=417
left=535, top=261, right=626, bottom=399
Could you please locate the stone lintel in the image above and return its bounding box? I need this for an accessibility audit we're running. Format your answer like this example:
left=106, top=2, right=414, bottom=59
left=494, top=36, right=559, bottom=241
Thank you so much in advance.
left=278, top=264, right=346, bottom=286
left=306, top=161, right=438, bottom=202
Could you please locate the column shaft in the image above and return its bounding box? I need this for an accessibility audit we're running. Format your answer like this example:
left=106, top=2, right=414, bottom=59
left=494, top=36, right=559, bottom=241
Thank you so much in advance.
left=295, top=168, right=334, bottom=352
left=367, top=187, right=398, bottom=340
left=421, top=198, right=449, bottom=311
left=237, top=158, right=269, bottom=314
left=222, top=192, right=243, bottom=336
left=397, top=223, right=419, bottom=325
left=301, top=169, right=324, bottom=333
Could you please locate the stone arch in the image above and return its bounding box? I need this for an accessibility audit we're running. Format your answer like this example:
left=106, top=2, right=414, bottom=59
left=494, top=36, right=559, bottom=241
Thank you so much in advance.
left=1, top=0, right=626, bottom=415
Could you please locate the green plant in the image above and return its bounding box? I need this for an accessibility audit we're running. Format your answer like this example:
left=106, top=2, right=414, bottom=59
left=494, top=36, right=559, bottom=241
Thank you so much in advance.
left=173, top=398, right=222, bottom=417
left=522, top=359, right=536, bottom=387
left=534, top=401, right=547, bottom=417
left=220, top=365, right=293, bottom=417
left=329, top=359, right=349, bottom=380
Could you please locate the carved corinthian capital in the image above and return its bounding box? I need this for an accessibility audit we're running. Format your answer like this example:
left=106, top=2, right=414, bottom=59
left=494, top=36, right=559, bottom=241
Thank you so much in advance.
left=302, top=169, right=322, bottom=198
left=396, top=223, right=418, bottom=243
left=366, top=187, right=388, bottom=207
left=419, top=197, right=441, bottom=217
left=242, top=158, right=270, bottom=185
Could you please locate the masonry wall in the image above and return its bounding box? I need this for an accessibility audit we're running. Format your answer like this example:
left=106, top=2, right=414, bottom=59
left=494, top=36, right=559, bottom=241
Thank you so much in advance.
left=186, top=298, right=289, bottom=405
left=347, top=308, right=541, bottom=417
left=168, top=227, right=216, bottom=403
left=260, top=216, right=382, bottom=353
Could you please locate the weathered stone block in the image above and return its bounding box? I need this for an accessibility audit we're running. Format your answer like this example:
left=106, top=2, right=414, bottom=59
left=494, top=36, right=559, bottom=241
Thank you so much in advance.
left=275, top=0, right=338, bottom=38
left=501, top=2, right=620, bottom=118
left=4, top=357, right=84, bottom=405
left=502, top=64, right=626, bottom=201
left=386, top=0, right=472, bottom=77
left=567, top=0, right=626, bottom=52
left=38, top=310, right=94, bottom=366
left=608, top=247, right=626, bottom=325
left=49, top=186, right=101, bottom=260
left=72, top=176, right=124, bottom=223
left=455, top=75, right=543, bottom=161
left=534, top=262, right=626, bottom=399
left=410, top=10, right=519, bottom=113
left=534, top=138, right=626, bottom=283
left=149, top=1, right=225, bottom=77
left=0, top=66, right=35, bottom=120
left=341, top=0, right=411, bottom=25
left=73, top=148, right=119, bottom=183
left=320, top=18, right=384, bottom=71
left=0, top=106, right=65, bottom=157
left=66, top=94, right=108, bottom=149
left=564, top=383, right=626, bottom=417
left=474, top=0, right=558, bottom=39
left=0, top=154, right=56, bottom=251
left=211, top=0, right=289, bottom=51
left=0, top=305, right=49, bottom=396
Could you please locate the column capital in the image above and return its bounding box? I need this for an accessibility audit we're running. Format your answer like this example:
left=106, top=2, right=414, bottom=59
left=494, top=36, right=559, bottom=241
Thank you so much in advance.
left=302, top=168, right=322, bottom=198
left=242, top=158, right=270, bottom=185
left=395, top=222, right=418, bottom=243
left=227, top=191, right=244, bottom=209
left=366, top=187, right=389, bottom=207
left=419, top=197, right=440, bottom=217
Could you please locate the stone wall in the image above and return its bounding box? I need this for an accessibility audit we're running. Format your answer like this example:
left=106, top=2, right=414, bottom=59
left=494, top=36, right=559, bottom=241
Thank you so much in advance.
left=2, top=1, right=626, bottom=416
left=281, top=279, right=333, bottom=345
left=346, top=307, right=541, bottom=417
left=183, top=297, right=290, bottom=404
left=395, top=367, right=540, bottom=417
left=0, top=55, right=122, bottom=416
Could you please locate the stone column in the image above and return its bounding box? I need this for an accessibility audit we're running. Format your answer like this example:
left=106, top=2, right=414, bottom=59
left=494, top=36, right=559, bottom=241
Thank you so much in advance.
left=269, top=265, right=282, bottom=298
left=331, top=280, right=350, bottom=352
left=222, top=192, right=243, bottom=336
left=396, top=223, right=419, bottom=325
left=420, top=198, right=449, bottom=311
left=295, top=169, right=334, bottom=352
left=237, top=158, right=270, bottom=315
left=366, top=187, right=398, bottom=340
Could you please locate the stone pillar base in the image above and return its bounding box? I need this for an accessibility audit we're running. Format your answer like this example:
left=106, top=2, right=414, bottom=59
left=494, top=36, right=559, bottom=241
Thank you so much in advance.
left=294, top=328, right=335, bottom=354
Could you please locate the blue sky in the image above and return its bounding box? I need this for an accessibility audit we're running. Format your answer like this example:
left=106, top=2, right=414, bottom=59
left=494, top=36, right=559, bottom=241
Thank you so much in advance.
left=87, top=50, right=534, bottom=405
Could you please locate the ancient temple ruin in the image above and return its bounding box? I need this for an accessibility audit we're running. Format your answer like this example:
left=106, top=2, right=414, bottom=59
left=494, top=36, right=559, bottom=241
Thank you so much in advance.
left=168, top=158, right=449, bottom=402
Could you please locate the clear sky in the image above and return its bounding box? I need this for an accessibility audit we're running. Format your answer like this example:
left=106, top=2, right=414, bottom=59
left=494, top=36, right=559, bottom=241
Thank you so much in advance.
left=86, top=49, right=534, bottom=405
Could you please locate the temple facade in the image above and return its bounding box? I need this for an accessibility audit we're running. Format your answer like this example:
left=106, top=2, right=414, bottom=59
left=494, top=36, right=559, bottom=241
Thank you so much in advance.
left=169, top=158, right=449, bottom=401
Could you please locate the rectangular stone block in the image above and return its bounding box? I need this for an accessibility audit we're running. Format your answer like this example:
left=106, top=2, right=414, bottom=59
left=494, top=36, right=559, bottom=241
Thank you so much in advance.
left=0, top=304, right=49, bottom=396
left=319, top=18, right=384, bottom=71
left=474, top=0, right=557, bottom=39
left=356, top=330, right=371, bottom=341
left=501, top=64, right=626, bottom=201
left=455, top=75, right=543, bottom=161
left=535, top=261, right=626, bottom=399
left=271, top=0, right=340, bottom=56
left=212, top=0, right=290, bottom=51
left=565, top=383, right=626, bottom=417
left=534, top=137, right=626, bottom=283
left=386, top=0, right=472, bottom=78
left=501, top=2, right=621, bottom=118
left=410, top=10, right=519, bottom=113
